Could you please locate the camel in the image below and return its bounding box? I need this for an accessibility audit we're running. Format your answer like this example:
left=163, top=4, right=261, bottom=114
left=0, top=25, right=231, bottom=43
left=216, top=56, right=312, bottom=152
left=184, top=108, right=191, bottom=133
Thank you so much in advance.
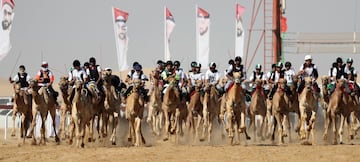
left=270, top=78, right=289, bottom=145
left=201, top=82, right=220, bottom=143
left=298, top=77, right=318, bottom=144
left=125, top=79, right=146, bottom=146
left=162, top=76, right=181, bottom=143
left=11, top=82, right=32, bottom=144
left=58, top=76, right=72, bottom=140
left=147, top=71, right=163, bottom=136
left=320, top=76, right=330, bottom=130
left=248, top=79, right=267, bottom=142
left=68, top=80, right=96, bottom=148
left=86, top=81, right=105, bottom=143
left=323, top=78, right=356, bottom=144
left=220, top=72, right=250, bottom=145
left=102, top=72, right=121, bottom=145
left=284, top=75, right=300, bottom=141
left=28, top=79, right=60, bottom=145
left=187, top=79, right=204, bottom=142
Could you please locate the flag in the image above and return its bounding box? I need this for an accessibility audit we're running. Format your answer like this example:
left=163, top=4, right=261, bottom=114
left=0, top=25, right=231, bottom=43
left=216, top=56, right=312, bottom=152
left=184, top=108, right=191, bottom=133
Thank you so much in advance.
left=196, top=6, right=210, bottom=69
left=235, top=3, right=245, bottom=58
left=0, top=0, right=15, bottom=61
left=165, top=7, right=175, bottom=61
left=280, top=15, right=287, bottom=33
left=112, top=7, right=129, bottom=71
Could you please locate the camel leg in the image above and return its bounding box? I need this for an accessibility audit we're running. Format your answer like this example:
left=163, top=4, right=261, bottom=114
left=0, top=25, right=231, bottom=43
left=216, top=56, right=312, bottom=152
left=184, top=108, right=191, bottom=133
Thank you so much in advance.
left=323, top=111, right=331, bottom=141
left=59, top=107, right=67, bottom=140
left=299, top=108, right=307, bottom=140
left=101, top=112, right=108, bottom=137
left=275, top=113, right=284, bottom=145
left=195, top=114, right=202, bottom=143
left=283, top=114, right=291, bottom=142
left=295, top=112, right=301, bottom=136
left=40, top=113, right=47, bottom=145
left=11, top=108, right=17, bottom=137
left=346, top=116, right=353, bottom=144
left=79, top=122, right=85, bottom=148
left=248, top=114, right=255, bottom=142
left=49, top=107, right=60, bottom=144
left=201, top=109, right=208, bottom=142
left=30, top=111, right=38, bottom=145
left=175, top=108, right=180, bottom=144
left=226, top=110, right=234, bottom=145
left=68, top=117, right=74, bottom=145
left=339, top=114, right=345, bottom=144
left=163, top=110, right=170, bottom=141
left=134, top=117, right=141, bottom=147
left=323, top=108, right=327, bottom=132
left=208, top=114, right=213, bottom=144
left=147, top=105, right=155, bottom=134
left=154, top=111, right=161, bottom=136
left=19, top=113, right=26, bottom=145
left=258, top=115, right=265, bottom=141
left=331, top=113, right=338, bottom=145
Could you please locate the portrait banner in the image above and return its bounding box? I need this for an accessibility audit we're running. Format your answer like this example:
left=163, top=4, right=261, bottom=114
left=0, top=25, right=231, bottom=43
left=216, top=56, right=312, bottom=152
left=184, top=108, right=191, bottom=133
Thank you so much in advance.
left=235, top=3, right=245, bottom=58
left=112, top=7, right=129, bottom=71
left=196, top=7, right=210, bottom=69
left=165, top=7, right=175, bottom=61
left=0, top=0, right=15, bottom=61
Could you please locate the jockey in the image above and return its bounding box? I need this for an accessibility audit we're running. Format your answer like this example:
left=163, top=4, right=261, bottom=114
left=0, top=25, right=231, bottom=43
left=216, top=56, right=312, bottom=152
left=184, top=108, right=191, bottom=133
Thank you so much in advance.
left=188, top=62, right=204, bottom=100
left=284, top=61, right=297, bottom=87
left=86, top=57, right=103, bottom=94
left=68, top=60, right=88, bottom=102
left=205, top=62, right=223, bottom=94
left=249, top=64, right=267, bottom=93
left=103, top=68, right=125, bottom=93
left=297, top=55, right=320, bottom=94
left=9, top=65, right=31, bottom=90
left=35, top=61, right=58, bottom=104
left=224, top=56, right=246, bottom=92
left=188, top=61, right=198, bottom=76
left=173, top=60, right=187, bottom=91
left=344, top=58, right=358, bottom=95
left=124, top=63, right=149, bottom=101
left=268, top=62, right=288, bottom=100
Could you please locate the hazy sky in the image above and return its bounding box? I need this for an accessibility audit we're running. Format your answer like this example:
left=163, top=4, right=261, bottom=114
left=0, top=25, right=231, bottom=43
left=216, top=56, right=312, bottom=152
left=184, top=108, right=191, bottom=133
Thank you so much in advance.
left=1, top=0, right=360, bottom=80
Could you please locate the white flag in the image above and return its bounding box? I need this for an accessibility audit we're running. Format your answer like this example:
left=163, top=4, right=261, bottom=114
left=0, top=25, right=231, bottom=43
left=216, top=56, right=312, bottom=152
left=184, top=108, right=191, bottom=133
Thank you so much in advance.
left=165, top=7, right=175, bottom=61
left=113, top=7, right=129, bottom=71
left=196, top=7, right=210, bottom=69
left=235, top=3, right=245, bottom=58
left=0, top=0, right=15, bottom=61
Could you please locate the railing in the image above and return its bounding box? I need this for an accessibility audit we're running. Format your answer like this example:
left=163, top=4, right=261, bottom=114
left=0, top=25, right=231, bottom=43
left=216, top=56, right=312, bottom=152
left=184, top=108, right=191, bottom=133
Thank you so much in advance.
left=4, top=109, right=13, bottom=142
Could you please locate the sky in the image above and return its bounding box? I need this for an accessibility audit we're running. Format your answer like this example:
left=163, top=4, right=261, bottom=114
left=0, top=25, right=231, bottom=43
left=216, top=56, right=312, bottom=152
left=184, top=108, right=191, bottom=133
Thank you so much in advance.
left=1, top=0, right=360, bottom=80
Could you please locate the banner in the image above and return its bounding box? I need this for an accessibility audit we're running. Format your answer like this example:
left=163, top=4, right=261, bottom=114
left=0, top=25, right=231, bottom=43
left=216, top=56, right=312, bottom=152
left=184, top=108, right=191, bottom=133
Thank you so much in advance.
left=196, top=7, right=210, bottom=69
left=235, top=3, right=245, bottom=58
left=113, top=7, right=129, bottom=71
left=165, top=7, right=175, bottom=61
left=0, top=0, right=15, bottom=61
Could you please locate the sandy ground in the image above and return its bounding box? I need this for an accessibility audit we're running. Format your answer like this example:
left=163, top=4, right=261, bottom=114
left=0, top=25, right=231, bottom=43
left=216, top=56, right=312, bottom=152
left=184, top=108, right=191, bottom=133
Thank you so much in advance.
left=1, top=116, right=360, bottom=162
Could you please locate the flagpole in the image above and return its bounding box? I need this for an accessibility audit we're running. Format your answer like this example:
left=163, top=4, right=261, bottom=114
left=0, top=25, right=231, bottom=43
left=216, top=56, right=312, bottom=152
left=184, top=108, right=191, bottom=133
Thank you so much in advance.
left=111, top=6, right=119, bottom=71
left=195, top=4, right=198, bottom=64
left=235, top=2, right=237, bottom=59
left=164, top=6, right=167, bottom=61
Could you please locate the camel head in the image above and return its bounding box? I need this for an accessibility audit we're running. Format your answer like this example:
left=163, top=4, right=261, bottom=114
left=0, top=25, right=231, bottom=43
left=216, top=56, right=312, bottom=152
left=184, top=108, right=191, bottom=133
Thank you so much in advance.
left=336, top=78, right=346, bottom=89
left=277, top=78, right=287, bottom=90
left=13, top=82, right=21, bottom=93
left=233, top=72, right=242, bottom=84
left=254, top=79, right=263, bottom=88
left=304, top=77, right=313, bottom=90
left=292, top=74, right=299, bottom=84
left=74, top=80, right=84, bottom=91
left=321, top=75, right=330, bottom=86
left=58, top=76, right=69, bottom=92
left=132, top=79, right=141, bottom=92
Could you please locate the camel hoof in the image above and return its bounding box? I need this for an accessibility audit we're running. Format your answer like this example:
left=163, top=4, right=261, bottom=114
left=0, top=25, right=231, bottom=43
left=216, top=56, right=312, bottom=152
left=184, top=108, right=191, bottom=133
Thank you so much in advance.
left=163, top=137, right=169, bottom=141
left=68, top=139, right=73, bottom=145
left=333, top=141, right=338, bottom=145
left=88, top=138, right=92, bottom=143
left=81, top=143, right=85, bottom=148
left=31, top=141, right=37, bottom=145
left=246, top=136, right=251, bottom=140
left=339, top=141, right=344, bottom=145
left=55, top=137, right=60, bottom=143
left=199, top=138, right=205, bottom=142
left=323, top=134, right=327, bottom=140
left=112, top=141, right=116, bottom=145
left=350, top=135, right=354, bottom=140
left=11, top=134, right=16, bottom=137
left=127, top=137, right=132, bottom=142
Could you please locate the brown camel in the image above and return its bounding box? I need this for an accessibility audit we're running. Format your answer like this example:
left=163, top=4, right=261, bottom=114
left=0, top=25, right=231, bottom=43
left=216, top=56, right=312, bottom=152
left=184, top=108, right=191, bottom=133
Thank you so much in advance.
left=68, top=80, right=95, bottom=148
left=28, top=79, right=60, bottom=145
left=298, top=77, right=318, bottom=144
left=187, top=79, right=204, bottom=142
left=147, top=71, right=163, bottom=136
left=201, top=82, right=220, bottom=143
left=220, top=72, right=250, bottom=145
left=162, top=76, right=181, bottom=143
left=248, top=79, right=266, bottom=142
left=271, top=78, right=289, bottom=145
left=102, top=72, right=121, bottom=145
left=11, top=82, right=32, bottom=144
left=58, top=76, right=72, bottom=140
left=125, top=79, right=146, bottom=146
left=284, top=75, right=300, bottom=141
left=323, top=79, right=356, bottom=144
left=320, top=76, right=330, bottom=130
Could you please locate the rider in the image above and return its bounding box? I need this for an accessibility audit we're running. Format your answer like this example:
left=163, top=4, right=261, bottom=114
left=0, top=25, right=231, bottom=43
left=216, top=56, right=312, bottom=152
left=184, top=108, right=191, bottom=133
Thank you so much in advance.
left=188, top=62, right=204, bottom=100
left=173, top=60, right=187, bottom=94
left=249, top=64, right=267, bottom=93
left=268, top=62, right=287, bottom=100
left=205, top=62, right=223, bottom=95
left=297, top=55, right=320, bottom=94
left=224, top=56, right=246, bottom=93
left=124, top=63, right=149, bottom=101
left=86, top=57, right=103, bottom=94
left=35, top=61, right=58, bottom=104
left=9, top=65, right=31, bottom=89
left=344, top=58, right=359, bottom=95
left=284, top=61, right=296, bottom=88
left=68, top=60, right=88, bottom=102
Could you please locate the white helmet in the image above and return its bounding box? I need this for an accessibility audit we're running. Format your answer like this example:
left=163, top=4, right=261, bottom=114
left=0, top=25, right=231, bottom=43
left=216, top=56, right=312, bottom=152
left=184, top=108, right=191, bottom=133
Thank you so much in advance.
left=304, top=55, right=312, bottom=61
